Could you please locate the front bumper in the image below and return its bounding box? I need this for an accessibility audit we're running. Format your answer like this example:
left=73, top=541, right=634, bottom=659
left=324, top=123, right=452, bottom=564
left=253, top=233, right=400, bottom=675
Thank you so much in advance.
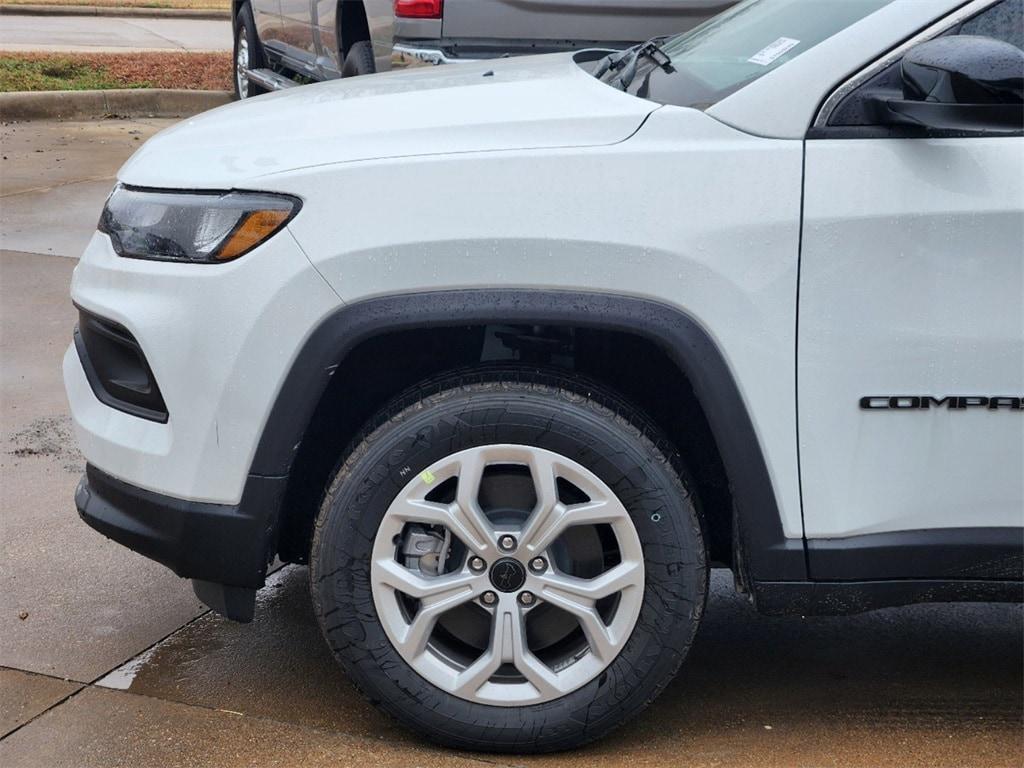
left=64, top=229, right=339, bottom=506
left=76, top=463, right=285, bottom=621
left=65, top=227, right=340, bottom=620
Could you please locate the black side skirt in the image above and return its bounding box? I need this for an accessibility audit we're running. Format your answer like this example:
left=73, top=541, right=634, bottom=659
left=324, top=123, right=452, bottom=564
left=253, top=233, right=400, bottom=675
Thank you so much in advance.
left=807, top=527, right=1024, bottom=581
left=752, top=526, right=1023, bottom=615
left=753, top=578, right=1023, bottom=616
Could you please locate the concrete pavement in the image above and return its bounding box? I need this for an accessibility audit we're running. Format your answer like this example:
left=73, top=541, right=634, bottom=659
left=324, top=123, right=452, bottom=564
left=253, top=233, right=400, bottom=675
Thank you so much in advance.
left=0, top=14, right=230, bottom=52
left=0, top=5, right=231, bottom=21
left=2, top=560, right=1022, bottom=767
left=0, top=249, right=208, bottom=684
left=0, top=668, right=80, bottom=737
left=0, top=119, right=1021, bottom=767
left=0, top=118, right=174, bottom=257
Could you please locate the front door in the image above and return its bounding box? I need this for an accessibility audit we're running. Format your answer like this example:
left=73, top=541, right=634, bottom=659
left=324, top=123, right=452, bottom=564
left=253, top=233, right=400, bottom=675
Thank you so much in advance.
left=251, top=0, right=283, bottom=47
left=274, top=0, right=319, bottom=76
left=797, top=0, right=1024, bottom=579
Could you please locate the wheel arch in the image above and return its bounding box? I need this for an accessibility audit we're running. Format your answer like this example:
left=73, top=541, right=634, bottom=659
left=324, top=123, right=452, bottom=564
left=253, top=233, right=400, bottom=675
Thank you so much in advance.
left=337, top=0, right=371, bottom=58
left=251, top=289, right=806, bottom=583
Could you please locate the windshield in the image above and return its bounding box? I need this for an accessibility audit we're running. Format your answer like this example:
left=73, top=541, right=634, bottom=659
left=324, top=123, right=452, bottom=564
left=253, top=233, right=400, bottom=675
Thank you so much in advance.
left=654, top=0, right=897, bottom=109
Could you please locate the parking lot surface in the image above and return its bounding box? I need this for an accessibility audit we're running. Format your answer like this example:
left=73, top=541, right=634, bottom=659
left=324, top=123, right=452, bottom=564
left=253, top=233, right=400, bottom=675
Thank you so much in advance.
left=1, top=119, right=1022, bottom=767
left=1, top=118, right=178, bottom=258
left=0, top=14, right=230, bottom=53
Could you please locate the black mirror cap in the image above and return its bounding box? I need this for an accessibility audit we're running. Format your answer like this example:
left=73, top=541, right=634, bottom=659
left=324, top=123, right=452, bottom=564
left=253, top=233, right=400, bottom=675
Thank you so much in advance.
left=902, top=35, right=1024, bottom=106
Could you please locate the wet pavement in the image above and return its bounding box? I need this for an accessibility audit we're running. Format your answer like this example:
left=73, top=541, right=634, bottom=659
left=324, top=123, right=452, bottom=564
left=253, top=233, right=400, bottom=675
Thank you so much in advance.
left=1, top=119, right=1022, bottom=767
left=93, top=567, right=1024, bottom=767
left=1, top=118, right=177, bottom=258
left=1, top=119, right=209, bottom=688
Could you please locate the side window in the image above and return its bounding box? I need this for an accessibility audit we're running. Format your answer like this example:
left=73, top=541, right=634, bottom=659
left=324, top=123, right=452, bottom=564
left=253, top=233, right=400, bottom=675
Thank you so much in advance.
left=960, top=0, right=1023, bottom=49
left=821, top=0, right=1024, bottom=130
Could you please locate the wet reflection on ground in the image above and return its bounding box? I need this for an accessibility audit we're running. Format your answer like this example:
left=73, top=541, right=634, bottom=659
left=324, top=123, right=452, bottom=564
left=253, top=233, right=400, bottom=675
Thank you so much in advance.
left=98, top=567, right=1023, bottom=767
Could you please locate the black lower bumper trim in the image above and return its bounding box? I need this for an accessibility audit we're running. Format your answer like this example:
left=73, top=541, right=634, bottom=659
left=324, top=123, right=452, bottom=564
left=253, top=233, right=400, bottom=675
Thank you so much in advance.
left=76, top=464, right=286, bottom=621
left=192, top=579, right=256, bottom=623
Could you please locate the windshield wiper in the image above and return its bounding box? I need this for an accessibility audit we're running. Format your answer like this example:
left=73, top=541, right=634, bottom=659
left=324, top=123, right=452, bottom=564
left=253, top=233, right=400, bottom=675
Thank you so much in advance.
left=595, top=39, right=675, bottom=90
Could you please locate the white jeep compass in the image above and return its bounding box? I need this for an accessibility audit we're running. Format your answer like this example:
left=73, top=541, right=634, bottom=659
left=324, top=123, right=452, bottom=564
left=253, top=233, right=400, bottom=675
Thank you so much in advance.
left=65, top=0, right=1023, bottom=752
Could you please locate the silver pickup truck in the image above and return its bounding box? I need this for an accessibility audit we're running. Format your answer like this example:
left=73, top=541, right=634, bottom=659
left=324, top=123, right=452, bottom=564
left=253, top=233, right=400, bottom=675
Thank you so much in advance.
left=233, top=0, right=734, bottom=98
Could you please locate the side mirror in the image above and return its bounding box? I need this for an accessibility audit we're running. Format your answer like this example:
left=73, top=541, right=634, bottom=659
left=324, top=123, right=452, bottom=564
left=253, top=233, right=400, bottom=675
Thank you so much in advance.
left=877, top=35, right=1023, bottom=132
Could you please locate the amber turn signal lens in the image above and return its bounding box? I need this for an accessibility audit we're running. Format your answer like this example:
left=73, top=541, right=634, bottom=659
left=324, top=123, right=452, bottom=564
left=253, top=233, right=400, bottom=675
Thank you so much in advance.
left=215, top=209, right=291, bottom=261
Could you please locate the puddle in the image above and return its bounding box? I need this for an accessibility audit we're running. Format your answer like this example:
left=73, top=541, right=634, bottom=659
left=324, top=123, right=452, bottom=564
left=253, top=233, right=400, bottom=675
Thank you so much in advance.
left=96, top=646, right=159, bottom=690
left=94, top=565, right=413, bottom=742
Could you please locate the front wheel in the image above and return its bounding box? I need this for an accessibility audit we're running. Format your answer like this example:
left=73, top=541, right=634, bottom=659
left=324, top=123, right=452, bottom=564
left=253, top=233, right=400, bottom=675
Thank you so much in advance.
left=310, top=371, right=708, bottom=752
left=233, top=3, right=266, bottom=99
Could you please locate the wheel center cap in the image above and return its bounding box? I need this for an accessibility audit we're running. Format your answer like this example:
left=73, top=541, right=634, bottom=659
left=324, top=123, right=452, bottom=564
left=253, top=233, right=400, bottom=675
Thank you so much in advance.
left=489, top=557, right=526, bottom=593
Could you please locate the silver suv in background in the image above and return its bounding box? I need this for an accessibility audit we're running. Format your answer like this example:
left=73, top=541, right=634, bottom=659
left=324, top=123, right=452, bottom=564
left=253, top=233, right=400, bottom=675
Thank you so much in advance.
left=392, top=0, right=734, bottom=66
left=233, top=0, right=735, bottom=98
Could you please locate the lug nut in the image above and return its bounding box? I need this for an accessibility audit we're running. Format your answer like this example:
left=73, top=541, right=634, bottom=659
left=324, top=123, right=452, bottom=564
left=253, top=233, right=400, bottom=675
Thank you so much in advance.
left=529, top=557, right=547, bottom=573
left=498, top=534, right=517, bottom=552
left=481, top=591, right=497, bottom=605
left=468, top=556, right=486, bottom=573
left=518, top=591, right=535, bottom=606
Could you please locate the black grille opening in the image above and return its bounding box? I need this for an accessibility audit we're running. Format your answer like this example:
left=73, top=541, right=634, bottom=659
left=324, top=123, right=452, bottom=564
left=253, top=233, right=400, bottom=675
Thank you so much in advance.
left=74, top=308, right=168, bottom=423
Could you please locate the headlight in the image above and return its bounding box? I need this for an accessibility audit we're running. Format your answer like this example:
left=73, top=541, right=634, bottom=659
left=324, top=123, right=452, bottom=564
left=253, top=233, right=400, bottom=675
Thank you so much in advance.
left=98, top=185, right=300, bottom=263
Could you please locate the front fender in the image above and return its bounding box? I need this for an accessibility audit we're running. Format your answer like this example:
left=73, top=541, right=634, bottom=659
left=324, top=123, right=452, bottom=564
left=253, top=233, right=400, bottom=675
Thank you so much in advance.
left=248, top=289, right=806, bottom=581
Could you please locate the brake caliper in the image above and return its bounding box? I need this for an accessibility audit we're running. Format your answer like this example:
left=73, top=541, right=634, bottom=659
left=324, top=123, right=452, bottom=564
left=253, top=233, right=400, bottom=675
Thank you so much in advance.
left=399, top=524, right=452, bottom=576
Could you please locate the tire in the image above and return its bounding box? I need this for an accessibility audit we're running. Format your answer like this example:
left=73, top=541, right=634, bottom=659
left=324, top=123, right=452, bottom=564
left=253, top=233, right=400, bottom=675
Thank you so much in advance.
left=310, top=369, right=708, bottom=752
left=341, top=40, right=376, bottom=77
left=233, top=3, right=267, bottom=99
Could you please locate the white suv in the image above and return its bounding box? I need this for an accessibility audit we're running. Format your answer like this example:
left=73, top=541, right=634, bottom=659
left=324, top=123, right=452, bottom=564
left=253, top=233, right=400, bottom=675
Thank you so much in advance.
left=65, top=0, right=1023, bottom=753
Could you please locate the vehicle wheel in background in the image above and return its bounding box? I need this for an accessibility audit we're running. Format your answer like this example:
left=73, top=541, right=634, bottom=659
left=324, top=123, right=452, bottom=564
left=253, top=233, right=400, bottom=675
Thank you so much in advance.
left=234, top=3, right=267, bottom=99
left=309, top=369, right=708, bottom=752
left=341, top=40, right=376, bottom=77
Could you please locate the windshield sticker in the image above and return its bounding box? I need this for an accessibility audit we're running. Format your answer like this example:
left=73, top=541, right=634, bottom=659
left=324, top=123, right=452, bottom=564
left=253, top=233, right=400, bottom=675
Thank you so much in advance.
left=748, top=37, right=800, bottom=66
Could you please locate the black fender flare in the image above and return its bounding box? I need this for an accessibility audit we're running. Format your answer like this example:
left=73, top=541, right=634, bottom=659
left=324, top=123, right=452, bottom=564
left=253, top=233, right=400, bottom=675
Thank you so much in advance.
left=249, top=289, right=806, bottom=581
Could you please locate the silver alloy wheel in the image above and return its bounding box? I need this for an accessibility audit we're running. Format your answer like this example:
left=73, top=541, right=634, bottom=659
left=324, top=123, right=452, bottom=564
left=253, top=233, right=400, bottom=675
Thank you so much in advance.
left=370, top=444, right=645, bottom=705
left=236, top=28, right=249, bottom=97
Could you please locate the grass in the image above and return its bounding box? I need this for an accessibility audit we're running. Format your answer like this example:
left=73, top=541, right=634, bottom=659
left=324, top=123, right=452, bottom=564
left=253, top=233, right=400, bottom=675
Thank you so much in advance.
left=0, top=0, right=229, bottom=9
left=0, top=53, right=232, bottom=92
left=0, top=56, right=135, bottom=91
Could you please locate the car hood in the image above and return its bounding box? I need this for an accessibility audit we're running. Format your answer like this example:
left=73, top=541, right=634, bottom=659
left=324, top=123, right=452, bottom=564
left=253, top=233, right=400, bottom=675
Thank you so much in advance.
left=118, top=53, right=656, bottom=189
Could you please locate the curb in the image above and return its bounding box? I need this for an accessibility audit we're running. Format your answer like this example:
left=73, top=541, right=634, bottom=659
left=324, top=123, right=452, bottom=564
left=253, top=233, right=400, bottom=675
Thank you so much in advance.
left=0, top=4, right=230, bottom=19
left=0, top=88, right=232, bottom=120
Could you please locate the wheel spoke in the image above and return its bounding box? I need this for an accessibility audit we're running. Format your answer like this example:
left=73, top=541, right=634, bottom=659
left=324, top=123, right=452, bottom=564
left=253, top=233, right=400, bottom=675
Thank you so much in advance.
left=508, top=606, right=562, bottom=698
left=452, top=451, right=495, bottom=550
left=451, top=609, right=511, bottom=697
left=376, top=559, right=483, bottom=659
left=529, top=450, right=561, bottom=514
left=236, top=32, right=248, bottom=94
left=521, top=499, right=619, bottom=555
left=543, top=590, right=616, bottom=663
left=518, top=449, right=562, bottom=556
left=536, top=561, right=642, bottom=602
left=535, top=563, right=642, bottom=663
left=400, top=588, right=476, bottom=658
left=375, top=558, right=478, bottom=600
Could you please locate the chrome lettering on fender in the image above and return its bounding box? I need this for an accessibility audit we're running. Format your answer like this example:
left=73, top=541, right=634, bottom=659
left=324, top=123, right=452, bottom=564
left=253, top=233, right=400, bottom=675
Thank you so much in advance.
left=860, top=396, right=1023, bottom=410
